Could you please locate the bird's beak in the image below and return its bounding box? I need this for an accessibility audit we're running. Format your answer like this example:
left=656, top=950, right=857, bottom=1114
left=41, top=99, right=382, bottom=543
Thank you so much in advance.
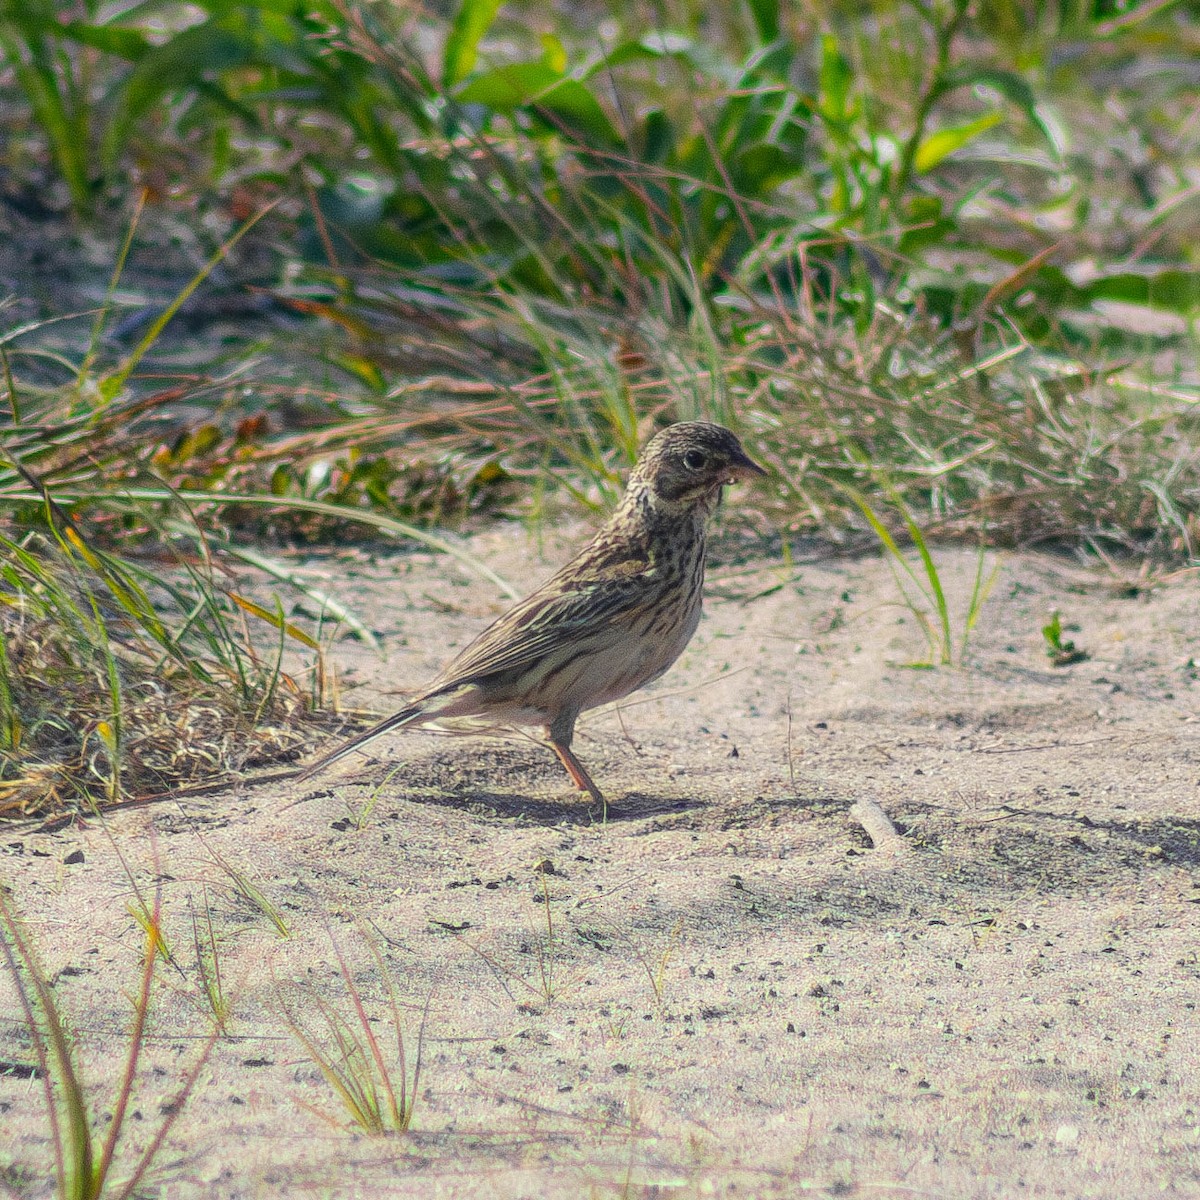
left=725, top=450, right=768, bottom=484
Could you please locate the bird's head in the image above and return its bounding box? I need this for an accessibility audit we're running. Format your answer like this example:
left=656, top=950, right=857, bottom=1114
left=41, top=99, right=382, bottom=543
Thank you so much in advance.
left=630, top=422, right=766, bottom=512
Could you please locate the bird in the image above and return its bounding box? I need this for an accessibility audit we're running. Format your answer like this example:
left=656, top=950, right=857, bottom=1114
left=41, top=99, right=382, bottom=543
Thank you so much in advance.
left=296, top=421, right=766, bottom=807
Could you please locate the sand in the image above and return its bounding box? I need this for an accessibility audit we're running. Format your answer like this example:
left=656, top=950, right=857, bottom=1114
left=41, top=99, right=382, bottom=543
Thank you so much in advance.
left=2, top=526, right=1198, bottom=1199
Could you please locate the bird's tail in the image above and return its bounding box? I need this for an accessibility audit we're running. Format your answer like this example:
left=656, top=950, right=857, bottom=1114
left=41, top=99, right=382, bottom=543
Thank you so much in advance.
left=295, top=702, right=429, bottom=782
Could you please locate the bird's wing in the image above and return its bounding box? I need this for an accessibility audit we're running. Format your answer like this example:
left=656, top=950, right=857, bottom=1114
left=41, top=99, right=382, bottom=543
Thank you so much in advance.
left=429, top=548, right=655, bottom=689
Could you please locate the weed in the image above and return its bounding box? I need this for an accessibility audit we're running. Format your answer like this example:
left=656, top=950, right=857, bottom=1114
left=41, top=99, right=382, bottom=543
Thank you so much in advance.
left=0, top=197, right=522, bottom=813
left=1042, top=611, right=1090, bottom=667
left=0, top=881, right=218, bottom=1199
left=280, top=931, right=425, bottom=1135
left=346, top=765, right=402, bottom=832
left=203, top=846, right=291, bottom=941
left=188, top=887, right=231, bottom=1036
left=0, top=324, right=323, bottom=818
left=840, top=479, right=999, bottom=667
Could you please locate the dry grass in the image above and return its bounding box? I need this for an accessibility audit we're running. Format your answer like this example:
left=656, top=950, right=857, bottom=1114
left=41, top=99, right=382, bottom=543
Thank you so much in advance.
left=0, top=526, right=322, bottom=820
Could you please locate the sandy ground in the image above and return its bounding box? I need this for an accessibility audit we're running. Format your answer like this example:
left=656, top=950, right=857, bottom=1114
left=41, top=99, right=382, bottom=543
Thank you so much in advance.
left=2, top=525, right=1198, bottom=1199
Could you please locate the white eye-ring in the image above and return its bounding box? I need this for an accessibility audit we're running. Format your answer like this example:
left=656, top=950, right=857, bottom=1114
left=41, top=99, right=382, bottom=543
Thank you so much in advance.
left=682, top=449, right=707, bottom=471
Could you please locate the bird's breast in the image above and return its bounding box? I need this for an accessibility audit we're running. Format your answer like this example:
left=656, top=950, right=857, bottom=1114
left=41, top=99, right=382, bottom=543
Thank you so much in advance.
left=572, top=526, right=706, bottom=711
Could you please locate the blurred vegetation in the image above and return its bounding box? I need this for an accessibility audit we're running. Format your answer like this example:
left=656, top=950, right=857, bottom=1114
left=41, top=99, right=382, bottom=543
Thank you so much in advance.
left=0, top=0, right=1197, bottom=808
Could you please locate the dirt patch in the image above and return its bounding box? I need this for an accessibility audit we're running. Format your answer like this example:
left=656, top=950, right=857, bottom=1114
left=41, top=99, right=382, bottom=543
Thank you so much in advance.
left=2, top=530, right=1198, bottom=1198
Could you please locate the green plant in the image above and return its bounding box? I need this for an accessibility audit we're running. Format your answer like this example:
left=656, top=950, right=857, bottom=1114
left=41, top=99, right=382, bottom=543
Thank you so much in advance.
left=0, top=210, right=332, bottom=813
left=280, top=932, right=425, bottom=1135
left=0, top=0, right=415, bottom=213
left=839, top=478, right=999, bottom=667
left=260, top=0, right=1197, bottom=559
left=200, top=842, right=291, bottom=940
left=2, top=0, right=1196, bottom=547
left=0, top=500, right=313, bottom=816
left=344, top=764, right=402, bottom=832
left=0, top=881, right=218, bottom=1199
left=1042, top=610, right=1089, bottom=667
left=0, top=0, right=108, bottom=210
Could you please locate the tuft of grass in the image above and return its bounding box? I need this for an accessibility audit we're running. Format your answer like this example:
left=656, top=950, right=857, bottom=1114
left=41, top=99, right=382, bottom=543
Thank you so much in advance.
left=0, top=516, right=317, bottom=818
left=279, top=931, right=426, bottom=1136
left=345, top=764, right=402, bottom=832
left=0, top=880, right=218, bottom=1200
left=839, top=477, right=1000, bottom=667
left=231, top=0, right=1197, bottom=564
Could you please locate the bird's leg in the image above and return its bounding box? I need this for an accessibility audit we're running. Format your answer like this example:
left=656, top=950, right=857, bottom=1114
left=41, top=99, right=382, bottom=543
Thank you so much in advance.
left=551, top=739, right=607, bottom=804
left=547, top=712, right=608, bottom=812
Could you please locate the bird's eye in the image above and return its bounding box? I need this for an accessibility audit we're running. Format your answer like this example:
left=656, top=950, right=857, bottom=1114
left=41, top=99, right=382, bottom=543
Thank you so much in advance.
left=682, top=450, right=707, bottom=471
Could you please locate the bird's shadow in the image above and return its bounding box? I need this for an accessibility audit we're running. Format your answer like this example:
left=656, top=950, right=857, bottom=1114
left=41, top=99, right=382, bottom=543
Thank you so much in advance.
left=299, top=743, right=710, bottom=827
left=306, top=776, right=704, bottom=828
left=349, top=784, right=704, bottom=828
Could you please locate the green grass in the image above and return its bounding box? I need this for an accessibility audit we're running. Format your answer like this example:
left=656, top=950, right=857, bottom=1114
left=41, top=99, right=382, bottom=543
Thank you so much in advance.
left=0, top=498, right=317, bottom=816
left=839, top=476, right=1001, bottom=666
left=188, top=886, right=232, bottom=1036
left=0, top=881, right=218, bottom=1199
left=279, top=931, right=426, bottom=1136
left=3, top=0, right=1194, bottom=532
left=1042, top=610, right=1090, bottom=667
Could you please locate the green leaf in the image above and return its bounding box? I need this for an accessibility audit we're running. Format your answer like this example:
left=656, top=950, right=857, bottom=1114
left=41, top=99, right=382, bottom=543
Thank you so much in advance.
left=939, top=66, right=1059, bottom=157
left=745, top=0, right=779, bottom=44
left=1082, top=269, right=1200, bottom=315
left=589, top=39, right=662, bottom=72
left=818, top=34, right=852, bottom=122
left=455, top=59, right=556, bottom=106
left=171, top=424, right=221, bottom=464
left=914, top=112, right=1003, bottom=173
left=899, top=195, right=954, bottom=254
left=331, top=354, right=387, bottom=392
left=443, top=0, right=503, bottom=87
left=640, top=109, right=674, bottom=162
left=540, top=33, right=567, bottom=74
left=57, top=20, right=150, bottom=60
left=102, top=21, right=250, bottom=171
left=588, top=33, right=701, bottom=74
left=456, top=63, right=617, bottom=143
left=732, top=143, right=806, bottom=193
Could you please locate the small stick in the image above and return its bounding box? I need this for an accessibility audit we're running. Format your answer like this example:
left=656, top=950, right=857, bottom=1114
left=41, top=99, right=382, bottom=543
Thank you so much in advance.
left=850, top=798, right=906, bottom=850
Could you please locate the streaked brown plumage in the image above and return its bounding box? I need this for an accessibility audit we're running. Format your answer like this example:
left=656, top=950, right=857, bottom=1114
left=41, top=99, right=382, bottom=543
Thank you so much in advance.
left=297, top=422, right=765, bottom=804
